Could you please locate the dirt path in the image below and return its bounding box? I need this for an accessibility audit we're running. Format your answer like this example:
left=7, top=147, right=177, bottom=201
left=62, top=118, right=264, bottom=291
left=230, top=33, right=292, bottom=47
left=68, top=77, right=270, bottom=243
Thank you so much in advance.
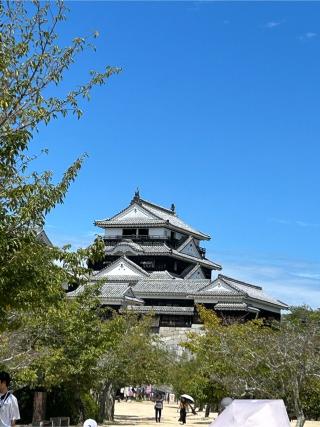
left=104, top=400, right=319, bottom=427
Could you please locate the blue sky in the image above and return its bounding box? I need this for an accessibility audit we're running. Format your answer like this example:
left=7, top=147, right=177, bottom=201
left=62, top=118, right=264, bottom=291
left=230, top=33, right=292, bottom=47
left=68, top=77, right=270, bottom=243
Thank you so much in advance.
left=32, top=1, right=320, bottom=308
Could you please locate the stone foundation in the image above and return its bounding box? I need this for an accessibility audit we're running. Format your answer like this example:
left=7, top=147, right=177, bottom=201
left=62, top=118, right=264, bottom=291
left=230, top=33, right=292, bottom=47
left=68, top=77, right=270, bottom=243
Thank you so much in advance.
left=159, top=324, right=203, bottom=355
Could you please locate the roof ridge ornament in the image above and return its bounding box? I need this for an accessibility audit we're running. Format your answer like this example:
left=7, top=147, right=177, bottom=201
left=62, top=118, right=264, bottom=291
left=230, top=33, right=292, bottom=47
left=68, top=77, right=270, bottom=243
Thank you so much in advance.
left=131, top=188, right=141, bottom=205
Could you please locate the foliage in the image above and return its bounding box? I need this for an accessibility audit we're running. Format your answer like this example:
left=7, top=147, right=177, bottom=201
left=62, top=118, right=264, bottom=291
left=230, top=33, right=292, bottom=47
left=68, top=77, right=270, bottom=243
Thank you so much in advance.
left=0, top=0, right=121, bottom=422
left=0, top=0, right=119, bottom=325
left=183, top=305, right=320, bottom=427
left=100, top=311, right=170, bottom=387
left=170, top=355, right=226, bottom=411
left=95, top=310, right=172, bottom=421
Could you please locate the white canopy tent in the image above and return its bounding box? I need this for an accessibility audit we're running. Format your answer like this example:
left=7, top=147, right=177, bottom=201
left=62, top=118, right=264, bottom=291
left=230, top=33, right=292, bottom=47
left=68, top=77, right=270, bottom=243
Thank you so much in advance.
left=210, top=399, right=291, bottom=427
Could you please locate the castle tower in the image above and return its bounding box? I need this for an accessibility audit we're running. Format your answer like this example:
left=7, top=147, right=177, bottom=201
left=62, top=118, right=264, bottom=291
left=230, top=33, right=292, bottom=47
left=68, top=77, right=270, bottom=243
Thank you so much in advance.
left=93, top=192, right=221, bottom=279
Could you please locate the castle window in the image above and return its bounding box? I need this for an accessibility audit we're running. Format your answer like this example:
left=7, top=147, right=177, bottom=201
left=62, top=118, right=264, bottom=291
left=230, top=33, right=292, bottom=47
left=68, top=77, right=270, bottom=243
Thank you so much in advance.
left=140, top=260, right=154, bottom=269
left=123, top=228, right=136, bottom=237
left=138, top=228, right=149, bottom=236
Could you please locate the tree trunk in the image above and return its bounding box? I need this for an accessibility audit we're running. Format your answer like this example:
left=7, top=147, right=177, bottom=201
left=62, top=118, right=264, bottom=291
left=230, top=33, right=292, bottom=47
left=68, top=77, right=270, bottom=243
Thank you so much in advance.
left=295, top=412, right=305, bottom=427
left=74, top=391, right=86, bottom=424
left=293, top=381, right=305, bottom=427
left=32, top=390, right=47, bottom=424
left=105, top=383, right=115, bottom=421
left=205, top=403, right=211, bottom=417
left=97, top=386, right=107, bottom=423
left=97, top=383, right=115, bottom=422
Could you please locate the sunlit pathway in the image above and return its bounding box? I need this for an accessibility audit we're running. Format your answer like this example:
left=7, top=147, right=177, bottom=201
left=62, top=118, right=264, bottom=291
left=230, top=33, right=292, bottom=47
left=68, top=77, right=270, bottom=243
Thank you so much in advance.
left=109, top=400, right=215, bottom=427
left=102, top=400, right=320, bottom=427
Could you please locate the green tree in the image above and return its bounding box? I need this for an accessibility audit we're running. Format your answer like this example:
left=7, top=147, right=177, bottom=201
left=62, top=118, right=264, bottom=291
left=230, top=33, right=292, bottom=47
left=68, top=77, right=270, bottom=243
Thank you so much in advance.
left=0, top=0, right=119, bottom=324
left=0, top=284, right=108, bottom=421
left=96, top=311, right=172, bottom=421
left=0, top=0, right=118, bottom=421
left=170, top=355, right=226, bottom=416
left=184, top=306, right=320, bottom=427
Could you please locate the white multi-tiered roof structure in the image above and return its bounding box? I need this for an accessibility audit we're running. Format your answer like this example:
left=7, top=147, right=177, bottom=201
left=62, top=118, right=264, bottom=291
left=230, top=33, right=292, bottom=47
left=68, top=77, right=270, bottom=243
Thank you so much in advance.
left=69, top=191, right=287, bottom=331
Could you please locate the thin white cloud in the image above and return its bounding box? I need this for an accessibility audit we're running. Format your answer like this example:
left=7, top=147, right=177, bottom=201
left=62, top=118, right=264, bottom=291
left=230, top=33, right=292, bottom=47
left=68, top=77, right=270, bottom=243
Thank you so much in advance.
left=292, top=272, right=320, bottom=280
left=269, top=218, right=291, bottom=225
left=265, top=21, right=281, bottom=29
left=208, top=251, right=320, bottom=309
left=270, top=218, right=320, bottom=228
left=299, top=32, right=317, bottom=41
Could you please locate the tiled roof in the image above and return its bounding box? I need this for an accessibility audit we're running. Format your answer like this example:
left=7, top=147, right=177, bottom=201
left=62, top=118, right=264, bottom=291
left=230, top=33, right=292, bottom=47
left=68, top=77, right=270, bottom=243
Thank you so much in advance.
left=149, top=271, right=175, bottom=279
left=218, top=275, right=288, bottom=309
left=67, top=285, right=84, bottom=297
left=140, top=199, right=210, bottom=240
left=104, top=242, right=171, bottom=255
left=91, top=256, right=150, bottom=280
left=95, top=197, right=210, bottom=240
left=68, top=283, right=132, bottom=299
left=34, top=227, right=53, bottom=247
left=105, top=240, right=144, bottom=254
left=104, top=241, right=221, bottom=270
left=100, top=283, right=132, bottom=298
left=124, top=305, right=195, bottom=315
left=134, top=279, right=210, bottom=296
left=67, top=283, right=144, bottom=305
left=215, top=302, right=248, bottom=311
left=97, top=219, right=165, bottom=227
left=172, top=249, right=221, bottom=269
left=184, top=264, right=203, bottom=279
left=194, top=284, right=243, bottom=296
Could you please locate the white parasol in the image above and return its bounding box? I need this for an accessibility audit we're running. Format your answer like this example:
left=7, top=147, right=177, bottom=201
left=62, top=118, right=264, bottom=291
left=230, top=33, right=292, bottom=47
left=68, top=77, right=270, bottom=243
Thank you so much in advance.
left=180, top=394, right=194, bottom=403
left=210, top=399, right=291, bottom=427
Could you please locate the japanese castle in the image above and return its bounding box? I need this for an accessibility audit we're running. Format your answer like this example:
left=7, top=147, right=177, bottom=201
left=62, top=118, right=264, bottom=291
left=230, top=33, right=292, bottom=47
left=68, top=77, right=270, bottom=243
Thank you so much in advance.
left=69, top=192, right=287, bottom=341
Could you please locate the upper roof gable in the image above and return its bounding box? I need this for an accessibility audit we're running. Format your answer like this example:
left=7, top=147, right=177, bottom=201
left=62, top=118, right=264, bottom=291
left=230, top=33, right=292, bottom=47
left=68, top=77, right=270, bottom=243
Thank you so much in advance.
left=110, top=203, right=159, bottom=222
left=202, top=276, right=246, bottom=295
left=94, top=194, right=210, bottom=240
left=184, top=264, right=205, bottom=280
left=92, top=256, right=149, bottom=280
left=217, top=274, right=288, bottom=308
left=177, top=237, right=201, bottom=259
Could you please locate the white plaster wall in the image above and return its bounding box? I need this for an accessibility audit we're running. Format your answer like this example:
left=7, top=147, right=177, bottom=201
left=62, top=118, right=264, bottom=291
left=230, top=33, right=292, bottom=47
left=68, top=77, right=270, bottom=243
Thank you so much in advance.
left=106, top=263, right=141, bottom=277
left=189, top=268, right=205, bottom=279
left=181, top=240, right=200, bottom=258
left=105, top=228, right=120, bottom=237
left=121, top=206, right=152, bottom=219
left=149, top=228, right=167, bottom=237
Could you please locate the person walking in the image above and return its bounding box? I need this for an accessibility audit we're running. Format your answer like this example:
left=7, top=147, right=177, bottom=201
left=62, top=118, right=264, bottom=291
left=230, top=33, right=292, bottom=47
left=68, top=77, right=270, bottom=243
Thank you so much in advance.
left=178, top=398, right=188, bottom=424
left=154, top=395, right=163, bottom=423
left=0, top=371, right=20, bottom=427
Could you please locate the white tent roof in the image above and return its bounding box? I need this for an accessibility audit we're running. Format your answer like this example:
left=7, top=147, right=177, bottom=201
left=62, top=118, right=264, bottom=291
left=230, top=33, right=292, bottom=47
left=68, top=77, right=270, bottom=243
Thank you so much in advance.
left=210, top=399, right=291, bottom=427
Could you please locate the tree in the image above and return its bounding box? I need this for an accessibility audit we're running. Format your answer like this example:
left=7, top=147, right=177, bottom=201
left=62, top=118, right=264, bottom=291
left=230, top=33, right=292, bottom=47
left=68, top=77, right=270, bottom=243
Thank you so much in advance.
left=0, top=0, right=120, bottom=324
left=0, top=0, right=118, bottom=421
left=183, top=306, right=320, bottom=427
left=95, top=311, right=172, bottom=421
left=0, top=283, right=108, bottom=421
left=170, top=355, right=226, bottom=415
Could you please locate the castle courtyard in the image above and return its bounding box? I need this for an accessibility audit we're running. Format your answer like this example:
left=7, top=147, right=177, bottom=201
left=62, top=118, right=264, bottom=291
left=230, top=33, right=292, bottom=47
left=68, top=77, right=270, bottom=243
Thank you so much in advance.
left=107, top=400, right=319, bottom=427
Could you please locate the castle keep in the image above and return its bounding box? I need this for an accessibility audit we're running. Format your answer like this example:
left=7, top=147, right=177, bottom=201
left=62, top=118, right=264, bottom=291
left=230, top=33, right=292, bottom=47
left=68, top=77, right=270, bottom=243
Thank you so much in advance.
left=69, top=192, right=287, bottom=347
